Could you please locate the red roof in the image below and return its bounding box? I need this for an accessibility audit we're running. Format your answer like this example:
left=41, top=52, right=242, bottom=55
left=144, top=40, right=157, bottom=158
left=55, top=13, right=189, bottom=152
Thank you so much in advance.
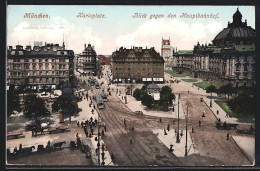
left=162, top=40, right=170, bottom=45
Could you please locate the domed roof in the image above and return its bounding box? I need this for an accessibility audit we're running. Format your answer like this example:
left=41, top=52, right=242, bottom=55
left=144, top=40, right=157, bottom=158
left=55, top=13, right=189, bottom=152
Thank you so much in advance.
left=212, top=8, right=255, bottom=45
left=86, top=44, right=93, bottom=51
left=213, top=27, right=255, bottom=41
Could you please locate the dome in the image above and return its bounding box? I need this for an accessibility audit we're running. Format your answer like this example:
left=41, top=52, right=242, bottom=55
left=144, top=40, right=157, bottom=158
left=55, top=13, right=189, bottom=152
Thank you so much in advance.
left=212, top=8, right=255, bottom=45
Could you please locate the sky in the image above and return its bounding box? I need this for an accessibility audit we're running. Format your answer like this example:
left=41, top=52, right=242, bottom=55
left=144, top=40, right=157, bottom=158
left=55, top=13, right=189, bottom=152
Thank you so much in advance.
left=7, top=5, right=255, bottom=55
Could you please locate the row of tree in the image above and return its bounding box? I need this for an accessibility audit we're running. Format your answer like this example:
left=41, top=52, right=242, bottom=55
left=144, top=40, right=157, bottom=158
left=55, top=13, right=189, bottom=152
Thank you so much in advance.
left=133, top=84, right=175, bottom=111
left=206, top=83, right=255, bottom=116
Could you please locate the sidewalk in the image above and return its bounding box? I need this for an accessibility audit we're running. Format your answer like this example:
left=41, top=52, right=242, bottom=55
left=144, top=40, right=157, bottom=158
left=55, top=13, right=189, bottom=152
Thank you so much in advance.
left=152, top=128, right=196, bottom=157
left=165, top=72, right=255, bottom=125
left=115, top=93, right=185, bottom=119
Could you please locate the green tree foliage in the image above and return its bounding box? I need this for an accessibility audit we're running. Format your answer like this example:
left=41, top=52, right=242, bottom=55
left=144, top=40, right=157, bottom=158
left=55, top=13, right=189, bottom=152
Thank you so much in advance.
left=159, top=86, right=175, bottom=105
left=7, top=90, right=21, bottom=116
left=141, top=93, right=153, bottom=109
left=133, top=88, right=142, bottom=101
left=228, top=86, right=255, bottom=116
left=52, top=95, right=74, bottom=112
left=217, top=83, right=234, bottom=100
left=23, top=94, right=49, bottom=118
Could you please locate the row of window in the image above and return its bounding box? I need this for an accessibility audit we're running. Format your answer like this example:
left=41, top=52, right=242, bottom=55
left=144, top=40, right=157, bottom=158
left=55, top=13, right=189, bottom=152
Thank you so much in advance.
left=115, top=73, right=162, bottom=77
left=115, top=63, right=162, bottom=66
left=12, top=58, right=70, bottom=63
left=115, top=68, right=162, bottom=71
left=11, top=71, right=69, bottom=76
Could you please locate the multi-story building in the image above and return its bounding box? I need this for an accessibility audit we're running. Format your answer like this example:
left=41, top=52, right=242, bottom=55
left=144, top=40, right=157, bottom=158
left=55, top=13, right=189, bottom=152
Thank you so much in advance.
left=77, top=43, right=97, bottom=76
left=112, top=46, right=164, bottom=83
left=172, top=8, right=255, bottom=87
left=161, top=38, right=174, bottom=71
left=7, top=42, right=74, bottom=90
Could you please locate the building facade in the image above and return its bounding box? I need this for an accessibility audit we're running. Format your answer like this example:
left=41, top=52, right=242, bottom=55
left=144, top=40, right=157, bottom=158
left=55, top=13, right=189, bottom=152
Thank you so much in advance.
left=172, top=9, right=255, bottom=87
left=7, top=42, right=74, bottom=90
left=77, top=43, right=97, bottom=76
left=112, top=46, right=164, bottom=83
left=161, top=38, right=174, bottom=71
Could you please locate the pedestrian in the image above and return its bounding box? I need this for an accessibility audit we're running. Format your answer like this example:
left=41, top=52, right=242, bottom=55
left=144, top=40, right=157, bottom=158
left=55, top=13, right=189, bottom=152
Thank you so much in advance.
left=164, top=129, right=167, bottom=135
left=104, top=125, right=107, bottom=132
left=85, top=131, right=88, bottom=138
left=81, top=121, right=84, bottom=128
left=218, top=118, right=221, bottom=122
left=123, top=118, right=126, bottom=125
left=111, top=153, right=115, bottom=161
left=188, top=90, right=189, bottom=94
left=32, top=130, right=34, bottom=137
left=91, top=128, right=94, bottom=134
left=94, top=105, right=96, bottom=110
left=102, top=129, right=104, bottom=136
left=69, top=116, right=71, bottom=124
left=199, top=120, right=201, bottom=127
left=167, top=124, right=170, bottom=131
left=159, top=118, right=162, bottom=123
left=130, top=138, right=133, bottom=144
left=192, top=126, right=194, bottom=133
left=217, top=110, right=219, bottom=115
left=174, top=128, right=177, bottom=135
left=46, top=140, right=51, bottom=149
left=169, top=145, right=173, bottom=152
left=84, top=127, right=86, bottom=133
left=180, top=130, right=183, bottom=137
left=76, top=133, right=79, bottom=139
left=92, top=109, right=94, bottom=114
left=90, top=96, right=92, bottom=100
left=77, top=121, right=80, bottom=127
left=226, top=133, right=230, bottom=140
left=90, top=117, right=93, bottom=122
left=19, top=144, right=22, bottom=152
left=122, top=96, right=123, bottom=100
left=95, top=119, right=97, bottom=125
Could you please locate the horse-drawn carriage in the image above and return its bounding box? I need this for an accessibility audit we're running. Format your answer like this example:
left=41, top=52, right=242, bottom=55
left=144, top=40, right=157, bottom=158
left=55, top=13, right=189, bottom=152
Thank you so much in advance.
left=47, top=125, right=69, bottom=134
left=7, top=131, right=23, bottom=139
left=215, top=121, right=238, bottom=130
left=236, top=125, right=255, bottom=135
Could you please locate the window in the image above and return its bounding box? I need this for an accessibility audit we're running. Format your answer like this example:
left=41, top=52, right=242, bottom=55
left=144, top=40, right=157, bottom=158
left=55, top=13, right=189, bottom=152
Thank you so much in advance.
left=46, top=64, right=49, bottom=69
left=45, top=59, right=48, bottom=62
left=59, top=65, right=62, bottom=69
left=33, top=64, right=36, bottom=69
left=25, top=58, right=29, bottom=62
left=39, top=64, right=42, bottom=69
left=52, top=78, right=55, bottom=83
left=52, top=71, right=55, bottom=75
left=39, top=59, right=42, bottom=62
left=52, top=59, right=55, bottom=62
left=52, top=64, right=55, bottom=69
left=39, top=71, right=42, bottom=75
left=33, top=71, right=36, bottom=76
left=33, top=59, right=35, bottom=63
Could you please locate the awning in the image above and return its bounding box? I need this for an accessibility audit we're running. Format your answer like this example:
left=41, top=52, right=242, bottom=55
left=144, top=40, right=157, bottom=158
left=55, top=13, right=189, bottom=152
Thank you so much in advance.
left=159, top=78, right=164, bottom=81
left=147, top=78, right=152, bottom=81
left=6, top=86, right=9, bottom=90
left=119, top=79, right=121, bottom=81
left=154, top=93, right=160, bottom=100
left=128, top=79, right=130, bottom=81
left=51, top=85, right=56, bottom=89
left=153, top=78, right=157, bottom=81
left=142, top=78, right=147, bottom=81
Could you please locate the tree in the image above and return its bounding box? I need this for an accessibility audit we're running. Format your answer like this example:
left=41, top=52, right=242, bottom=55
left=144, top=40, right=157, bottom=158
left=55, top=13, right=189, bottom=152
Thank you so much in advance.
left=52, top=95, right=75, bottom=112
left=7, top=90, right=21, bottom=116
left=160, top=86, right=175, bottom=105
left=218, top=83, right=234, bottom=100
left=206, top=85, right=217, bottom=107
left=141, top=93, right=153, bottom=109
left=23, top=94, right=50, bottom=118
left=133, top=88, right=142, bottom=101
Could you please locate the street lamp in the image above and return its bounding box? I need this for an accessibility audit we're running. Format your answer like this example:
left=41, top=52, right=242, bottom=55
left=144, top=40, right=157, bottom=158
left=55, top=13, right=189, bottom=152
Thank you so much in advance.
left=210, top=83, right=212, bottom=107
left=185, top=103, right=188, bottom=157
left=176, top=94, right=180, bottom=143
left=97, top=112, right=100, bottom=166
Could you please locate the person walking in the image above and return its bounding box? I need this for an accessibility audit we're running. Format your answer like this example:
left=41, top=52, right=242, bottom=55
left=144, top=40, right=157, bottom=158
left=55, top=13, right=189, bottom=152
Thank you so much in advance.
left=164, top=128, right=167, bottom=135
left=192, top=126, right=194, bottom=133
left=167, top=124, right=170, bottom=131
left=77, top=121, right=80, bottom=127
left=217, top=110, right=219, bottom=115
left=199, top=120, right=201, bottom=127
left=226, top=133, right=230, bottom=140
left=130, top=138, right=133, bottom=144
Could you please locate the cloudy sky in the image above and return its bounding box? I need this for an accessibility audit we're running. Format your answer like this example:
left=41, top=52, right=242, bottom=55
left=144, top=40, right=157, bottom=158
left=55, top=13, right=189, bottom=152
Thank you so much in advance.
left=7, top=5, right=255, bottom=55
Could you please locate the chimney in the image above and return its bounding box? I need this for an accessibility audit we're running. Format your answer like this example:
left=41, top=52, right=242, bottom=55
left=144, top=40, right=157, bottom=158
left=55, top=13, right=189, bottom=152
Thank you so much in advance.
left=139, top=47, right=142, bottom=52
left=84, top=44, right=86, bottom=49
left=8, top=46, right=13, bottom=50
left=26, top=45, right=31, bottom=51
left=135, top=47, right=138, bottom=52
left=45, top=42, right=46, bottom=46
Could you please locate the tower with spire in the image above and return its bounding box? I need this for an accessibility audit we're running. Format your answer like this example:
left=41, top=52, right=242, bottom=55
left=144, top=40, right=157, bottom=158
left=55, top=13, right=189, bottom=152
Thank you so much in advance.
left=161, top=37, right=174, bottom=70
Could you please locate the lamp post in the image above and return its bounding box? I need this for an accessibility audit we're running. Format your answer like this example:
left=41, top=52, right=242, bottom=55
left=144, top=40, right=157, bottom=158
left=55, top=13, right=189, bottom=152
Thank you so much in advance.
left=176, top=94, right=180, bottom=143
left=185, top=103, right=188, bottom=157
left=97, top=112, right=100, bottom=166
left=210, top=83, right=212, bottom=107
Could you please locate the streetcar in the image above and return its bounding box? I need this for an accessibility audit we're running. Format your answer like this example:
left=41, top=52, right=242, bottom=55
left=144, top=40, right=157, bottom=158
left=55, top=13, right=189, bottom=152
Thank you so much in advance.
left=95, top=94, right=104, bottom=109
left=100, top=90, right=107, bottom=102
